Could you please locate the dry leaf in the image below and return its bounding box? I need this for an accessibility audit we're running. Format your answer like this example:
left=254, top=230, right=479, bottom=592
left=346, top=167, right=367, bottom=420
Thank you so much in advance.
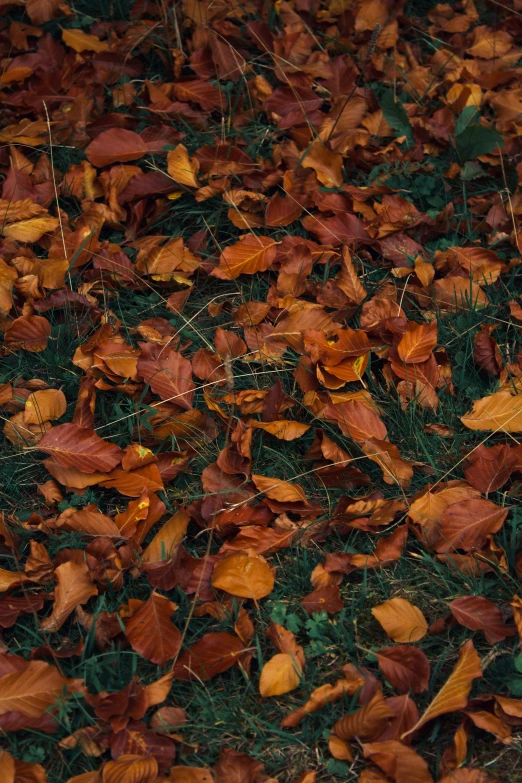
left=371, top=598, right=428, bottom=643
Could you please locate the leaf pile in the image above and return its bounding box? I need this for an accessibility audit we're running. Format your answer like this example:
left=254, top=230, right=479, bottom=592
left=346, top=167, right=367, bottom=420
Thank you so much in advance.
left=1, top=0, right=522, bottom=781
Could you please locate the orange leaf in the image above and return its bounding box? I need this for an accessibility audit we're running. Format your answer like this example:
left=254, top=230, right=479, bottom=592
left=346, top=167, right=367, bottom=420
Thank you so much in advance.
left=0, top=658, right=78, bottom=718
left=252, top=474, right=308, bottom=504
left=102, top=755, right=158, bottom=783
left=336, top=247, right=367, bottom=304
left=281, top=674, right=365, bottom=727
left=24, top=389, right=66, bottom=425
left=402, top=640, right=482, bottom=738
left=211, top=552, right=274, bottom=599
left=141, top=509, right=189, bottom=563
left=167, top=144, right=200, bottom=188
left=62, top=28, right=109, bottom=52
left=371, top=597, right=428, bottom=642
left=360, top=439, right=413, bottom=488
left=333, top=692, right=394, bottom=741
left=211, top=235, right=277, bottom=280
left=301, top=140, right=343, bottom=188
left=259, top=653, right=302, bottom=697
left=250, top=420, right=310, bottom=440
left=3, top=217, right=59, bottom=242
left=41, top=561, right=97, bottom=632
left=397, top=321, right=438, bottom=364
left=461, top=390, right=522, bottom=433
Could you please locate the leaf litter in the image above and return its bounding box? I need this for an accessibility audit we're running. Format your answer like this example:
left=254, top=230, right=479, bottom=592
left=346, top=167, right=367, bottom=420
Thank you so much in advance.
left=0, top=0, right=522, bottom=781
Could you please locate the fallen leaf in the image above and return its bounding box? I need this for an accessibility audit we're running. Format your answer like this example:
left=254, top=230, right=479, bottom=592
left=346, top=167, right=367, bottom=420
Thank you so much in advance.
left=402, top=640, right=482, bottom=738
left=371, top=598, right=428, bottom=643
left=211, top=235, right=277, bottom=279
left=125, top=592, right=182, bottom=665
left=375, top=645, right=430, bottom=694
left=449, top=596, right=515, bottom=643
left=38, top=424, right=122, bottom=473
left=41, top=561, right=97, bottom=632
left=211, top=552, right=274, bottom=599
left=259, top=653, right=302, bottom=697
left=461, top=391, right=522, bottom=433
left=173, top=632, right=245, bottom=680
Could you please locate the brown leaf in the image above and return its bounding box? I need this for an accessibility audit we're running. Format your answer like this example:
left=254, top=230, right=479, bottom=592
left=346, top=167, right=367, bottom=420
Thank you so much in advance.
left=125, top=592, right=182, bottom=665
left=435, top=498, right=509, bottom=552
left=301, top=585, right=344, bottom=615
left=85, top=129, right=148, bottom=167
left=449, top=596, right=515, bottom=643
left=38, top=424, right=122, bottom=474
left=169, top=768, right=214, bottom=782
left=4, top=315, right=51, bottom=352
left=173, top=632, right=245, bottom=681
left=375, top=645, right=430, bottom=694
left=362, top=740, right=434, bottom=783
left=137, top=342, right=195, bottom=409
left=333, top=692, right=394, bottom=741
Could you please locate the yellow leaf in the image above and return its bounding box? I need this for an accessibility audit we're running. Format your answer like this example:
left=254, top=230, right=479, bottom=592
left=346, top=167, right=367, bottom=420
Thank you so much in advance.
left=461, top=390, right=522, bottom=433
left=3, top=217, right=59, bottom=243
left=259, top=652, right=302, bottom=697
